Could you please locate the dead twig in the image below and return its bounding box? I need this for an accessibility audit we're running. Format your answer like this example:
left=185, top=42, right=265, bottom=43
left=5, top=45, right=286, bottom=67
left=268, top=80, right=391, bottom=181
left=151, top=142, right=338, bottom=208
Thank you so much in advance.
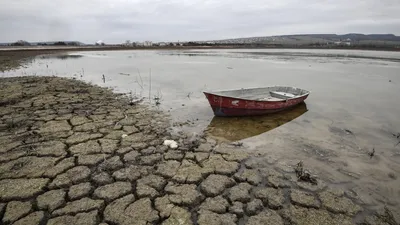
left=344, top=129, right=354, bottom=135
left=230, top=142, right=243, bottom=147
left=368, top=148, right=375, bottom=159
left=295, top=161, right=318, bottom=185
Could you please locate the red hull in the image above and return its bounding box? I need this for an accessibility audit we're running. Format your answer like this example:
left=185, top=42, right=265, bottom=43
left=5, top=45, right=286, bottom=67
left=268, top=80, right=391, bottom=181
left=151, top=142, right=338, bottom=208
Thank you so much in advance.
left=204, top=92, right=309, bottom=117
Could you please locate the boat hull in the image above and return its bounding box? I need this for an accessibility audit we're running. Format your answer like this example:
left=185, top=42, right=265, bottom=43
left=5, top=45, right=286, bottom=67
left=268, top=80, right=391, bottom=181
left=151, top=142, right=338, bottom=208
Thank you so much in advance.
left=204, top=91, right=309, bottom=117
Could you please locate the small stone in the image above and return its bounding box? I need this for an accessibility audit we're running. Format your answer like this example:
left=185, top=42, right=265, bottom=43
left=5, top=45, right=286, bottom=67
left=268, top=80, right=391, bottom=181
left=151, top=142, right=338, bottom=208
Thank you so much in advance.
left=199, top=196, right=230, bottom=213
left=112, top=165, right=141, bottom=181
left=290, top=189, right=320, bottom=208
left=70, top=116, right=90, bottom=126
left=200, top=174, right=235, bottom=197
left=99, top=156, right=123, bottom=171
left=155, top=160, right=181, bottom=178
left=247, top=209, right=284, bottom=225
left=99, top=139, right=119, bottom=153
left=246, top=199, right=264, bottom=215
left=254, top=187, right=285, bottom=209
left=155, top=195, right=175, bottom=218
left=66, top=133, right=103, bottom=145
left=44, top=157, right=75, bottom=178
left=124, top=198, right=159, bottom=223
left=198, top=210, right=237, bottom=225
left=68, top=182, right=92, bottom=200
left=139, top=153, right=162, bottom=165
left=228, top=183, right=252, bottom=203
left=13, top=211, right=45, bottom=225
left=234, top=169, right=262, bottom=185
left=37, top=189, right=66, bottom=212
left=48, top=210, right=98, bottom=225
left=52, top=198, right=104, bottom=216
left=173, top=160, right=207, bottom=184
left=0, top=178, right=49, bottom=201
left=49, top=166, right=91, bottom=188
left=164, top=150, right=185, bottom=160
left=78, top=154, right=109, bottom=166
left=202, top=155, right=239, bottom=175
left=229, top=202, right=244, bottom=216
left=94, top=182, right=132, bottom=201
left=69, top=140, right=102, bottom=155
left=2, top=201, right=32, bottom=223
left=92, top=172, right=114, bottom=185
left=123, top=150, right=140, bottom=162
left=319, top=189, right=362, bottom=216
left=165, top=183, right=204, bottom=206
left=162, top=207, right=193, bottom=225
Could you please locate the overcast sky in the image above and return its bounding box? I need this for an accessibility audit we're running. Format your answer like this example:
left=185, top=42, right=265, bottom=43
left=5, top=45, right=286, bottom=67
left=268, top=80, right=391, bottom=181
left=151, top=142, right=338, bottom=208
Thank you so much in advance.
left=0, top=0, right=399, bottom=44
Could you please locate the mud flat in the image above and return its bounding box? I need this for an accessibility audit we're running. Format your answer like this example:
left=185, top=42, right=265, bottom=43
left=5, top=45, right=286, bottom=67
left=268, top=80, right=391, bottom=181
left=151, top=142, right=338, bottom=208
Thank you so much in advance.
left=0, top=76, right=397, bottom=225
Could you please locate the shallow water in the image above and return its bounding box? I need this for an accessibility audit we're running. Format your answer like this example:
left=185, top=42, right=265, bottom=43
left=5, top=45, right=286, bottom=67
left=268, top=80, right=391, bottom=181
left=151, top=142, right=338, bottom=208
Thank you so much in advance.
left=2, top=49, right=400, bottom=216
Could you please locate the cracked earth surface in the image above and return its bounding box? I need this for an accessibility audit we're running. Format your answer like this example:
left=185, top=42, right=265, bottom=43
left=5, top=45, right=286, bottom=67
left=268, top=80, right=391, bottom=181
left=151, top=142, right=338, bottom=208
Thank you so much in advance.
left=0, top=76, right=395, bottom=225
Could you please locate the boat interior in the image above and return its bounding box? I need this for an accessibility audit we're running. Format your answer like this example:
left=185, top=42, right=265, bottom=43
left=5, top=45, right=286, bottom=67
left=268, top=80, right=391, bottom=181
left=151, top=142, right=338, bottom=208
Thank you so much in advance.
left=207, top=86, right=310, bottom=101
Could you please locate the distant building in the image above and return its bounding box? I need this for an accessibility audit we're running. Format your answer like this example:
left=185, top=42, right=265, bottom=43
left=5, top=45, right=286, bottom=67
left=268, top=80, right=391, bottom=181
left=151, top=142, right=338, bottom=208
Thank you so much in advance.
left=334, top=41, right=351, bottom=46
left=96, top=40, right=105, bottom=46
left=158, top=42, right=167, bottom=46
left=143, top=41, right=153, bottom=47
left=11, top=40, right=31, bottom=46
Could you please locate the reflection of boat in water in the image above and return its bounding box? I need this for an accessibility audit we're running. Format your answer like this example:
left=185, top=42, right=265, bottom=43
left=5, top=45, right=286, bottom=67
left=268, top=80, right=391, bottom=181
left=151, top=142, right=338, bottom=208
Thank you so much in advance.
left=206, top=102, right=308, bottom=142
left=204, top=86, right=310, bottom=117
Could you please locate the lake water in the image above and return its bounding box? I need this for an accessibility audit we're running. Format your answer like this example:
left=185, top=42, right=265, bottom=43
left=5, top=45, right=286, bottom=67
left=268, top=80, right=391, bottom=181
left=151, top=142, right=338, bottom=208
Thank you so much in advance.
left=2, top=49, right=400, bottom=216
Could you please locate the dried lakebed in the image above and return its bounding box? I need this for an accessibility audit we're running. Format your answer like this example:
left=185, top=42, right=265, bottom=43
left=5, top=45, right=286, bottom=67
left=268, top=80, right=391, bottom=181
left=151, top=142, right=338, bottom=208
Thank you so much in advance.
left=0, top=76, right=396, bottom=225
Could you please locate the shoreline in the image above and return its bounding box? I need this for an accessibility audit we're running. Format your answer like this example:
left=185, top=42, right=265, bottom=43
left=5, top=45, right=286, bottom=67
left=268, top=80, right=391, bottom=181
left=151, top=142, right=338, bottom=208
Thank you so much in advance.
left=1, top=46, right=399, bottom=73
left=0, top=76, right=397, bottom=224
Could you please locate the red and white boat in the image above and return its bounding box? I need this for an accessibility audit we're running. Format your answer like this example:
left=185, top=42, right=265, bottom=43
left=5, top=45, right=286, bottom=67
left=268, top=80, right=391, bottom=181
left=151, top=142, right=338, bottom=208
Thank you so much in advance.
left=204, top=86, right=310, bottom=117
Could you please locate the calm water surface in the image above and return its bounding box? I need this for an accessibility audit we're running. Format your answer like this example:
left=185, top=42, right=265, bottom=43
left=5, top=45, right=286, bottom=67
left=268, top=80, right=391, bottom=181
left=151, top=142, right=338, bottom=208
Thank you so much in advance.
left=2, top=49, right=400, bottom=216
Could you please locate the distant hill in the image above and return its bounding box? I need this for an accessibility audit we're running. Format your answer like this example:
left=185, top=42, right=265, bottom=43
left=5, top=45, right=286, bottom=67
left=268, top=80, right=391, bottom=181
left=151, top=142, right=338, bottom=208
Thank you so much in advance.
left=0, top=41, right=85, bottom=46
left=209, top=33, right=400, bottom=46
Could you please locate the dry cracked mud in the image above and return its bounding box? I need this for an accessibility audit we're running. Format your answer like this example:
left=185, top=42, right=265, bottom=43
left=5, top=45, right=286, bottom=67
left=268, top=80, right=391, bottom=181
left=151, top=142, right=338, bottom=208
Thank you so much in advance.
left=0, top=76, right=396, bottom=225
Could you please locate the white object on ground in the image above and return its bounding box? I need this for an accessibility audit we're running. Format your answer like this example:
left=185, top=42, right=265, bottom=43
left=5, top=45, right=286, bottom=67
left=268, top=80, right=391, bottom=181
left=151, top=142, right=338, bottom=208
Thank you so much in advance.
left=163, top=140, right=178, bottom=149
left=121, top=134, right=128, bottom=138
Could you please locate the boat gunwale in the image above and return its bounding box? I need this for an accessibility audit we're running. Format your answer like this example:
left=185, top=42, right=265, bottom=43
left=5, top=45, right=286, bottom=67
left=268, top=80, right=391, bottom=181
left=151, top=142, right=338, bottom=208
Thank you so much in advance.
left=203, top=86, right=311, bottom=102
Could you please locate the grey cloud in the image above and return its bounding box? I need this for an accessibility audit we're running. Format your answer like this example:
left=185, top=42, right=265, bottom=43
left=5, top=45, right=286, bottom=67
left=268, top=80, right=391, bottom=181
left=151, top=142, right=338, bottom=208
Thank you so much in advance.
left=0, top=0, right=399, bottom=43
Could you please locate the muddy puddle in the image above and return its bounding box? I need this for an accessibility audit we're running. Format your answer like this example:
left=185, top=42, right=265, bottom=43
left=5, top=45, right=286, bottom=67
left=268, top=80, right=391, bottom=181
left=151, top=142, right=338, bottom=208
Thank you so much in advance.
left=1, top=49, right=400, bottom=218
